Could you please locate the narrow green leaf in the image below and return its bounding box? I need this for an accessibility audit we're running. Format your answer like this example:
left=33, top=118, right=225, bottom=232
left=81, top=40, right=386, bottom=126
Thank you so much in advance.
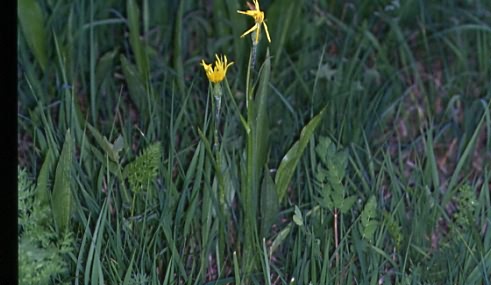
left=18, top=0, right=48, bottom=71
left=465, top=247, right=491, bottom=284
left=183, top=142, right=205, bottom=237
left=275, top=107, right=326, bottom=202
left=233, top=251, right=241, bottom=285
left=261, top=238, right=272, bottom=285
left=271, top=224, right=291, bottom=255
left=52, top=129, right=74, bottom=233
left=127, top=0, right=149, bottom=81
left=122, top=250, right=136, bottom=285
left=173, top=0, right=185, bottom=95
left=269, top=0, right=297, bottom=69
left=160, top=220, right=188, bottom=281
left=423, top=129, right=439, bottom=191
left=85, top=200, right=108, bottom=285
left=446, top=107, right=488, bottom=201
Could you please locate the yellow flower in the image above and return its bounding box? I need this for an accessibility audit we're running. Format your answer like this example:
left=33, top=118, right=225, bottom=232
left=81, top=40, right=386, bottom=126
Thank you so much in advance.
left=200, top=54, right=234, bottom=84
left=237, top=0, right=271, bottom=44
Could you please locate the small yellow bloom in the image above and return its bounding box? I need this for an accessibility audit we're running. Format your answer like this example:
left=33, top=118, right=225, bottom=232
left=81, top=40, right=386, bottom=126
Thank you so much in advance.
left=200, top=54, right=234, bottom=84
left=237, top=0, right=271, bottom=44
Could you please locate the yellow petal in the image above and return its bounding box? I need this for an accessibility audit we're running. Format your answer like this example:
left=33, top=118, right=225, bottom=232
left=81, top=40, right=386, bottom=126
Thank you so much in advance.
left=263, top=21, right=271, bottom=43
left=225, top=60, right=234, bottom=72
left=253, top=0, right=260, bottom=11
left=237, top=10, right=256, bottom=17
left=240, top=23, right=259, bottom=38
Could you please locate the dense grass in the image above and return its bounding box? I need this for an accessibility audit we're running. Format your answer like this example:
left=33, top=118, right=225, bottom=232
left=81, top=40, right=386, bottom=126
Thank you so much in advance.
left=18, top=0, right=491, bottom=284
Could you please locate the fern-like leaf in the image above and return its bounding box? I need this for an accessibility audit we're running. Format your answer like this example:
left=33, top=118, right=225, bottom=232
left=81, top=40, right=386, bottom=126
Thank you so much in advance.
left=383, top=211, right=402, bottom=249
left=314, top=136, right=354, bottom=213
left=359, top=196, right=378, bottom=243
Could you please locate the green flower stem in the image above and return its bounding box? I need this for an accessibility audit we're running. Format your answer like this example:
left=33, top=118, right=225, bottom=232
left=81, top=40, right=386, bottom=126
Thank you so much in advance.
left=211, top=84, right=225, bottom=208
left=243, top=50, right=259, bottom=273
left=211, top=83, right=227, bottom=262
left=251, top=31, right=258, bottom=70
left=213, top=84, right=222, bottom=151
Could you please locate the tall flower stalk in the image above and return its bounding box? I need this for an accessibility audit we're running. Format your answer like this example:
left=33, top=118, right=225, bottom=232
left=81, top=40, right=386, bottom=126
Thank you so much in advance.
left=200, top=55, right=234, bottom=261
left=236, top=0, right=272, bottom=274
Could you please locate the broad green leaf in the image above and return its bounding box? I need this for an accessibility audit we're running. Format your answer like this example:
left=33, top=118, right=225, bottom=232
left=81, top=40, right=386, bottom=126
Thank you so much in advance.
left=95, top=50, right=118, bottom=90
left=121, top=55, right=147, bottom=113
left=34, top=149, right=55, bottom=209
left=52, top=129, right=74, bottom=233
left=18, top=0, right=48, bottom=71
left=260, top=167, right=278, bottom=238
left=87, top=124, right=121, bottom=162
left=89, top=144, right=122, bottom=178
left=275, top=107, right=326, bottom=202
left=254, top=49, right=271, bottom=181
left=112, top=134, right=124, bottom=153
left=293, top=205, right=303, bottom=226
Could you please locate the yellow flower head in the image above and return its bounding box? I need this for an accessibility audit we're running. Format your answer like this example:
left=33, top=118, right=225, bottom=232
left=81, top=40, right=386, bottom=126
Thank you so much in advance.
left=200, top=54, right=234, bottom=84
left=237, top=0, right=271, bottom=44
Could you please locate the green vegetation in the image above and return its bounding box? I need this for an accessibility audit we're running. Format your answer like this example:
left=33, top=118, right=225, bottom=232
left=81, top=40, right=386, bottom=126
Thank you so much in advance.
left=18, top=0, right=490, bottom=284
